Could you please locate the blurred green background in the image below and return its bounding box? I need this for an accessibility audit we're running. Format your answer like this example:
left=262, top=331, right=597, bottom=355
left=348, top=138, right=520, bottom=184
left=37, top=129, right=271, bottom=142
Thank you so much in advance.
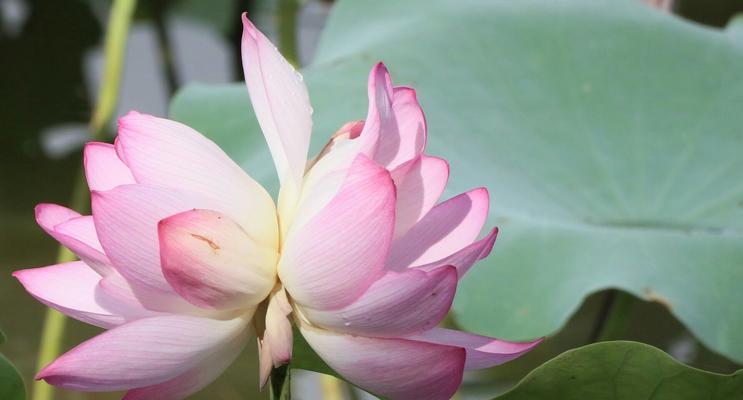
left=2, top=0, right=743, bottom=399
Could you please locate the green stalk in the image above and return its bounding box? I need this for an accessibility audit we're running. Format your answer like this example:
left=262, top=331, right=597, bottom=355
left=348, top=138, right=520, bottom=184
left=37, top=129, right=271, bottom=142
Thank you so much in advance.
left=277, top=0, right=302, bottom=67
left=269, top=365, right=291, bottom=400
left=89, top=0, right=137, bottom=137
left=32, top=1, right=137, bottom=399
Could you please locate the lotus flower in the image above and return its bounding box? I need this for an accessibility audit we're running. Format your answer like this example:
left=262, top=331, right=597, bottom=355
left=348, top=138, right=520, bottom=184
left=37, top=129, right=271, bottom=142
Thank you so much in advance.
left=14, top=14, right=540, bottom=400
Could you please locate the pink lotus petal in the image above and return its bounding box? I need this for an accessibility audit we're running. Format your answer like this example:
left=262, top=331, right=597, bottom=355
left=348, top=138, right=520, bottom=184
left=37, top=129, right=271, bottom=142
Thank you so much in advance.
left=122, top=325, right=248, bottom=400
left=290, top=131, right=364, bottom=233
left=257, top=338, right=273, bottom=390
left=159, top=209, right=277, bottom=310
left=115, top=111, right=277, bottom=247
left=84, top=142, right=135, bottom=191
left=258, top=287, right=293, bottom=387
left=279, top=155, right=395, bottom=310
left=301, top=266, right=457, bottom=338
left=241, top=14, right=311, bottom=198
left=54, top=216, right=113, bottom=275
left=35, top=203, right=81, bottom=231
left=391, top=155, right=449, bottom=239
left=98, top=273, right=195, bottom=315
left=91, top=184, right=227, bottom=299
left=408, top=328, right=543, bottom=370
left=416, top=227, right=498, bottom=278
left=300, top=325, right=465, bottom=400
left=374, top=86, right=427, bottom=169
left=54, top=216, right=102, bottom=252
left=35, top=204, right=112, bottom=275
left=387, top=188, right=490, bottom=269
left=358, top=63, right=394, bottom=158
left=13, top=262, right=156, bottom=329
left=37, top=314, right=250, bottom=391
left=264, top=288, right=293, bottom=365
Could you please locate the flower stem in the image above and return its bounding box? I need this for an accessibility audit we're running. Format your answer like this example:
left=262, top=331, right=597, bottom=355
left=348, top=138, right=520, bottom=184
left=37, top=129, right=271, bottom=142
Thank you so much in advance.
left=89, top=0, right=138, bottom=137
left=277, top=0, right=302, bottom=67
left=269, top=365, right=291, bottom=400
left=32, top=1, right=136, bottom=399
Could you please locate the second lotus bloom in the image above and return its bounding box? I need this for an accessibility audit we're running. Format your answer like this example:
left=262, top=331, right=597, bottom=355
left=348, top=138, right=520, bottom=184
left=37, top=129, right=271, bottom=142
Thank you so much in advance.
left=14, top=13, right=541, bottom=400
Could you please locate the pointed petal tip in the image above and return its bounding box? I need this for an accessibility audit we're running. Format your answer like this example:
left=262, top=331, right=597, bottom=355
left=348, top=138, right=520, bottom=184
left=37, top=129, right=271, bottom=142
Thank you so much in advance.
left=35, top=362, right=57, bottom=382
left=11, top=268, right=33, bottom=284
left=393, top=86, right=420, bottom=105
left=489, top=336, right=543, bottom=360
left=11, top=267, right=34, bottom=283
left=34, top=203, right=80, bottom=234
left=241, top=12, right=258, bottom=40
left=473, top=186, right=490, bottom=199
left=33, top=203, right=48, bottom=221
left=117, top=110, right=144, bottom=128
left=34, top=203, right=68, bottom=221
left=372, top=61, right=389, bottom=73
left=495, top=335, right=544, bottom=354
left=427, top=154, right=450, bottom=173
left=482, top=226, right=499, bottom=252
left=83, top=141, right=111, bottom=158
left=369, top=62, right=393, bottom=92
left=463, top=187, right=491, bottom=217
left=529, top=336, right=546, bottom=348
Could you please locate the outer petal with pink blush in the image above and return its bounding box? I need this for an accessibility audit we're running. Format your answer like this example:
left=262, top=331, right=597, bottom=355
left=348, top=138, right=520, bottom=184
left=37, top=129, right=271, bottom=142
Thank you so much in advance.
left=301, top=266, right=457, bottom=338
left=91, top=184, right=227, bottom=301
left=122, top=323, right=248, bottom=400
left=278, top=155, right=395, bottom=310
left=37, top=315, right=250, bottom=391
left=357, top=63, right=394, bottom=158
left=416, top=227, right=498, bottom=278
left=387, top=187, right=490, bottom=269
left=241, top=13, right=311, bottom=204
left=391, top=155, right=449, bottom=238
left=356, top=65, right=428, bottom=170
left=288, top=129, right=363, bottom=233
left=158, top=209, right=277, bottom=310
left=300, top=325, right=465, bottom=400
left=115, top=111, right=277, bottom=246
left=408, top=328, right=543, bottom=370
left=13, top=262, right=157, bottom=329
left=84, top=142, right=135, bottom=191
left=258, top=287, right=293, bottom=387
left=35, top=204, right=111, bottom=275
left=374, top=86, right=427, bottom=169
